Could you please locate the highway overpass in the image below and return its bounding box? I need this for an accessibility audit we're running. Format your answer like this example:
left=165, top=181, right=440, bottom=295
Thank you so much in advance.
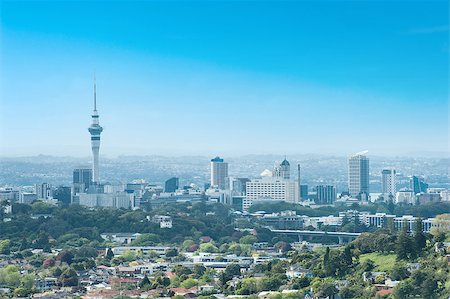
left=270, top=229, right=362, bottom=244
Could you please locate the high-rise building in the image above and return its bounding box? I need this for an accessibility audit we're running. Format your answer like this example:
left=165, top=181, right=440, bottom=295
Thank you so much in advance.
left=35, top=183, right=52, bottom=200
left=315, top=185, right=336, bottom=205
left=210, top=156, right=228, bottom=190
left=88, top=78, right=103, bottom=184
left=165, top=177, right=179, bottom=193
left=411, top=176, right=428, bottom=194
left=300, top=185, right=308, bottom=199
left=297, top=164, right=301, bottom=200
left=348, top=151, right=370, bottom=198
left=273, top=158, right=291, bottom=180
left=73, top=168, right=93, bottom=195
left=229, top=177, right=250, bottom=196
left=381, top=169, right=396, bottom=198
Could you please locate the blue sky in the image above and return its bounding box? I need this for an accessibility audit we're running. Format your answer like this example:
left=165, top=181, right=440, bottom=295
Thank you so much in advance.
left=0, top=0, right=448, bottom=157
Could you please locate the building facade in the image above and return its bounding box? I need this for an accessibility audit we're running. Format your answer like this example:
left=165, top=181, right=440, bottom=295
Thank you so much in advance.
left=381, top=169, right=396, bottom=198
left=210, top=156, right=228, bottom=190
left=165, top=177, right=179, bottom=193
left=245, top=177, right=299, bottom=209
left=315, top=185, right=336, bottom=205
left=348, top=151, right=370, bottom=199
left=73, top=168, right=92, bottom=195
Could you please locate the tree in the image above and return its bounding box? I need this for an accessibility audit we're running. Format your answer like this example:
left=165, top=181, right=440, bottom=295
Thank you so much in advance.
left=430, top=214, right=450, bottom=236
left=323, top=247, right=331, bottom=275
left=291, top=276, right=311, bottom=289
left=315, top=279, right=338, bottom=298
left=224, top=263, right=241, bottom=281
left=396, top=222, right=412, bottom=260
left=390, top=262, right=409, bottom=281
left=181, top=278, right=198, bottom=289
left=165, top=248, right=178, bottom=258
left=239, top=235, right=258, bottom=245
left=413, top=218, right=426, bottom=256
left=342, top=246, right=353, bottom=266
left=58, top=268, right=78, bottom=287
left=34, top=231, right=50, bottom=249
left=105, top=248, right=114, bottom=260
left=56, top=250, right=74, bottom=265
left=139, top=275, right=151, bottom=288
left=236, top=277, right=258, bottom=295
left=131, top=233, right=161, bottom=246
left=420, top=278, right=438, bottom=298
left=199, top=243, right=218, bottom=253
left=393, top=279, right=415, bottom=299
left=0, top=240, right=11, bottom=254
left=275, top=241, right=292, bottom=253
left=193, top=265, right=206, bottom=278
left=43, top=258, right=56, bottom=268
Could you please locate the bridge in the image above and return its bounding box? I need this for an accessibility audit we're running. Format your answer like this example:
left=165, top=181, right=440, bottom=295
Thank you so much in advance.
left=270, top=229, right=362, bottom=244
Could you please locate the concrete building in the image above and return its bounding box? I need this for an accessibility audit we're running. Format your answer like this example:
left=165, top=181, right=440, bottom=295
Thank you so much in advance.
left=20, top=192, right=37, bottom=204
left=229, top=177, right=250, bottom=196
left=417, top=193, right=441, bottom=205
left=148, top=215, right=173, bottom=228
left=395, top=190, right=415, bottom=204
left=210, top=156, right=228, bottom=190
left=245, top=176, right=299, bottom=209
left=78, top=192, right=136, bottom=209
left=35, top=183, right=52, bottom=200
left=315, top=185, right=336, bottom=205
left=381, top=169, right=396, bottom=198
left=0, top=188, right=20, bottom=202
left=73, top=168, right=92, bottom=195
left=360, top=213, right=395, bottom=228
left=348, top=151, right=370, bottom=199
left=259, top=211, right=305, bottom=230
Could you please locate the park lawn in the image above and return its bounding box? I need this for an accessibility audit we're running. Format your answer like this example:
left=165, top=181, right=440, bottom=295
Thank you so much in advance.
left=359, top=253, right=397, bottom=272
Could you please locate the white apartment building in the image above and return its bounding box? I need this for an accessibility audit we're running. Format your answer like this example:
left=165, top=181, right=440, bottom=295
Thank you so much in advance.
left=381, top=169, right=396, bottom=197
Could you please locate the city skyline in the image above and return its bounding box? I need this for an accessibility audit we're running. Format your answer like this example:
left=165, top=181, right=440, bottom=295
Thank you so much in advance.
left=1, top=1, right=449, bottom=157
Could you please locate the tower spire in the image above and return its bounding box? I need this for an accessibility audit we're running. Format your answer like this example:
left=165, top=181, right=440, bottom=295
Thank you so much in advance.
left=94, top=75, right=97, bottom=112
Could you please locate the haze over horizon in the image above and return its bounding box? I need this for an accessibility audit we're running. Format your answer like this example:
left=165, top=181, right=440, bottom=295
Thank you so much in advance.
left=1, top=1, right=449, bottom=157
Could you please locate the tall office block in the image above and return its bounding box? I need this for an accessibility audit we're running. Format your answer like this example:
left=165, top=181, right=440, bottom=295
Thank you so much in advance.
left=411, top=176, right=428, bottom=194
left=315, top=185, right=336, bottom=205
left=273, top=158, right=291, bottom=180
left=35, top=183, right=52, bottom=199
left=348, top=151, right=370, bottom=198
left=381, top=169, right=396, bottom=197
left=230, top=177, right=250, bottom=196
left=165, top=177, right=179, bottom=193
left=88, top=78, right=103, bottom=184
left=73, top=168, right=93, bottom=194
left=210, top=156, right=228, bottom=190
left=300, top=185, right=308, bottom=199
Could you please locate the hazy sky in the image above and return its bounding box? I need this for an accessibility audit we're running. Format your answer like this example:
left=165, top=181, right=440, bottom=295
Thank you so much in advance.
left=0, top=1, right=448, bottom=157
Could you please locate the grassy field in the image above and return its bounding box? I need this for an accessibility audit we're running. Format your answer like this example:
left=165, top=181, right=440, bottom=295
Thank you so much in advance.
left=359, top=253, right=397, bottom=272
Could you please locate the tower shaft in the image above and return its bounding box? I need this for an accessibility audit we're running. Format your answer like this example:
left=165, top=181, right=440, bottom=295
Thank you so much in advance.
left=88, top=79, right=103, bottom=184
